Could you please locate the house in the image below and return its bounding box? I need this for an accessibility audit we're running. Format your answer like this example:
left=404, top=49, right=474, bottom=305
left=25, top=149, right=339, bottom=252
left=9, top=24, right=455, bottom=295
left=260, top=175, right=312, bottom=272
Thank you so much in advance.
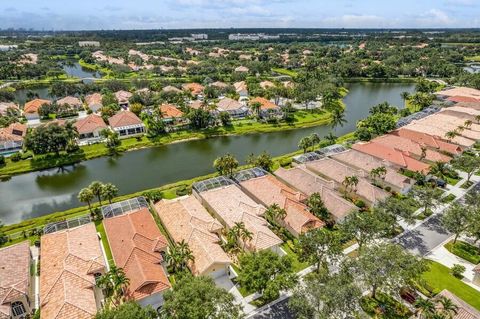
left=371, top=134, right=452, bottom=163
left=160, top=104, right=185, bottom=123
left=274, top=166, right=358, bottom=222
left=234, top=81, right=249, bottom=99
left=0, top=242, right=33, bottom=319
left=162, top=86, right=182, bottom=94
left=235, top=169, right=323, bottom=237
left=0, top=123, right=27, bottom=155
left=40, top=223, right=107, bottom=319
left=331, top=149, right=414, bottom=194
left=182, top=83, right=204, bottom=96
left=154, top=196, right=231, bottom=278
left=56, top=96, right=82, bottom=110
left=234, top=66, right=249, bottom=73
left=405, top=122, right=476, bottom=148
left=216, top=98, right=249, bottom=118
left=392, top=128, right=463, bottom=156
left=23, top=99, right=51, bottom=120
left=85, top=93, right=103, bottom=113
left=115, top=90, right=133, bottom=108
left=260, top=81, right=275, bottom=90
left=108, top=110, right=145, bottom=138
left=0, top=102, right=19, bottom=116
left=249, top=97, right=282, bottom=118
left=352, top=142, right=431, bottom=174
left=103, top=208, right=171, bottom=309
left=305, top=157, right=390, bottom=205
left=193, top=179, right=282, bottom=253
left=434, top=290, right=480, bottom=319
left=210, top=81, right=229, bottom=89
left=74, top=114, right=108, bottom=141
left=436, top=87, right=480, bottom=101
left=189, top=100, right=205, bottom=110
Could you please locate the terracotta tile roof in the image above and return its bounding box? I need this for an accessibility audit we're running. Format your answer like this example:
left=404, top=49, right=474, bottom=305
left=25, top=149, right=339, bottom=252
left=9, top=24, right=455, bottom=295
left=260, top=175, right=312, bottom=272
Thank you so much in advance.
left=0, top=102, right=19, bottom=116
left=210, top=81, right=228, bottom=89
left=234, top=81, right=248, bottom=93
left=443, top=106, right=480, bottom=117
left=352, top=142, right=430, bottom=173
left=24, top=99, right=51, bottom=114
left=199, top=185, right=282, bottom=251
left=305, top=157, right=391, bottom=204
left=240, top=174, right=323, bottom=235
left=274, top=166, right=357, bottom=221
left=371, top=134, right=452, bottom=163
left=454, top=102, right=480, bottom=110
left=436, top=290, right=480, bottom=319
left=57, top=96, right=82, bottom=107
left=85, top=93, right=102, bottom=107
left=217, top=98, right=243, bottom=112
left=392, top=129, right=463, bottom=155
left=160, top=104, right=184, bottom=118
left=447, top=96, right=480, bottom=103
left=414, top=114, right=480, bottom=141
left=103, top=208, right=170, bottom=301
left=234, top=66, right=249, bottom=72
left=74, top=114, right=107, bottom=135
left=0, top=242, right=31, bottom=318
left=154, top=196, right=230, bottom=276
left=0, top=122, right=27, bottom=143
left=162, top=86, right=182, bottom=94
left=404, top=122, right=476, bottom=148
left=182, top=83, right=204, bottom=95
left=438, top=87, right=480, bottom=100
left=260, top=81, right=275, bottom=89
left=189, top=100, right=204, bottom=110
left=249, top=97, right=279, bottom=110
left=114, top=90, right=133, bottom=104
left=108, top=110, right=143, bottom=128
left=40, top=223, right=106, bottom=319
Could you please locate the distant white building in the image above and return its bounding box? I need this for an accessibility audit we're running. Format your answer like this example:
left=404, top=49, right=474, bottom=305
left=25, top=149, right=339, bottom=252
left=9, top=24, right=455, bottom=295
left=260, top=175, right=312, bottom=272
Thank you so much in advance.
left=78, top=41, right=100, bottom=47
left=191, top=33, right=208, bottom=40
left=228, top=33, right=280, bottom=41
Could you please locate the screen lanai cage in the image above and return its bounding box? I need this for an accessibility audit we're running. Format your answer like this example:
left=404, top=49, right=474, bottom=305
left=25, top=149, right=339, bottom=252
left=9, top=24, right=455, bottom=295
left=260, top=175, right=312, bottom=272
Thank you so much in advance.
left=233, top=167, right=268, bottom=183
left=192, top=176, right=234, bottom=193
left=293, top=151, right=324, bottom=164
left=101, top=196, right=148, bottom=219
left=43, top=215, right=91, bottom=234
left=396, top=106, right=441, bottom=128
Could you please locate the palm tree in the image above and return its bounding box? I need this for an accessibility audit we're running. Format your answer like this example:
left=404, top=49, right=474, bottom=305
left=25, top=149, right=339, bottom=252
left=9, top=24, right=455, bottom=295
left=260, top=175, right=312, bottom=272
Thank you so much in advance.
left=324, top=132, right=337, bottom=145
left=464, top=119, right=473, bottom=128
left=97, top=266, right=130, bottom=307
left=370, top=166, right=387, bottom=185
left=298, top=137, right=312, bottom=153
left=177, top=240, right=195, bottom=271
left=309, top=133, right=321, bottom=150
left=438, top=296, right=458, bottom=319
left=232, top=222, right=253, bottom=249
left=250, top=101, right=262, bottom=117
left=265, top=204, right=287, bottom=226
left=475, top=114, right=480, bottom=125
left=102, top=183, right=118, bottom=204
left=445, top=130, right=459, bottom=141
left=89, top=181, right=104, bottom=205
left=414, top=298, right=435, bottom=319
left=430, top=161, right=449, bottom=180
left=331, top=109, right=347, bottom=129
left=456, top=125, right=465, bottom=133
left=401, top=91, right=410, bottom=108
left=420, top=146, right=428, bottom=161
left=78, top=188, right=94, bottom=213
left=349, top=176, right=359, bottom=192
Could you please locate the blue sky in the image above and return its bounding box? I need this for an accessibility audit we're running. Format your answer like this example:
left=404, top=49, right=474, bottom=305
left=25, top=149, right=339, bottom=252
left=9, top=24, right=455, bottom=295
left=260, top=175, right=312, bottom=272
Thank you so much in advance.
left=0, top=0, right=479, bottom=30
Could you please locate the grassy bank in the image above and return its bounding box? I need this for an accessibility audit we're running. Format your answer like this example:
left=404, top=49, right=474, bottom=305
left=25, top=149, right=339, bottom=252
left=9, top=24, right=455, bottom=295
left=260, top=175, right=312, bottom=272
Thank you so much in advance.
left=344, top=77, right=418, bottom=84
left=0, top=110, right=331, bottom=176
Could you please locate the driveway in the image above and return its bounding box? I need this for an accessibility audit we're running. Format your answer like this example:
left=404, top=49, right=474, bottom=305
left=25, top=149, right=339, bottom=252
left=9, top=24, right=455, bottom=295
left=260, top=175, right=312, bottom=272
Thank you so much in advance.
left=250, top=297, right=295, bottom=319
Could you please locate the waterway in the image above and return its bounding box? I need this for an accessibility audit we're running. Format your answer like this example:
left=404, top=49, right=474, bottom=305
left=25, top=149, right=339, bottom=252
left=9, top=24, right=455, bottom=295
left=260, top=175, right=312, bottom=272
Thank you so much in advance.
left=0, top=82, right=415, bottom=224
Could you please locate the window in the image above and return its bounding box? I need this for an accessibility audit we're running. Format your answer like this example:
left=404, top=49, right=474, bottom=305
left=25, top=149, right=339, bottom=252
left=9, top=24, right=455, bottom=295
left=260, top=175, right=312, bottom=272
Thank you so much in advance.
left=11, top=301, right=26, bottom=317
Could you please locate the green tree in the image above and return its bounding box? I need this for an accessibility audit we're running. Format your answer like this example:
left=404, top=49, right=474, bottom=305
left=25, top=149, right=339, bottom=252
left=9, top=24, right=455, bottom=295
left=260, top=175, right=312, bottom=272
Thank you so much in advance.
left=249, top=101, right=262, bottom=117
left=100, top=129, right=121, bottom=154
left=102, top=183, right=118, bottom=204
left=97, top=266, right=130, bottom=307
left=306, top=193, right=330, bottom=222
left=219, top=111, right=232, bottom=126
left=95, top=301, right=157, bottom=319
left=237, top=250, right=297, bottom=302
left=401, top=91, right=410, bottom=108
left=348, top=243, right=428, bottom=299
left=143, top=110, right=166, bottom=137
left=187, top=108, right=213, bottom=129
left=412, top=185, right=442, bottom=216
left=162, top=274, right=243, bottom=319
left=298, top=136, right=312, bottom=153
left=376, top=196, right=418, bottom=233
left=324, top=132, right=337, bottom=145
left=414, top=298, right=436, bottom=319
left=453, top=154, right=480, bottom=183
left=330, top=109, right=347, bottom=129
left=339, top=210, right=385, bottom=252
left=213, top=153, right=239, bottom=177
left=24, top=123, right=76, bottom=156
left=264, top=204, right=287, bottom=227
left=89, top=181, right=105, bottom=205
left=369, top=166, right=387, bottom=185
left=246, top=152, right=273, bottom=172
left=297, top=228, right=342, bottom=273
left=78, top=188, right=94, bottom=213
left=165, top=240, right=195, bottom=273
left=442, top=202, right=472, bottom=244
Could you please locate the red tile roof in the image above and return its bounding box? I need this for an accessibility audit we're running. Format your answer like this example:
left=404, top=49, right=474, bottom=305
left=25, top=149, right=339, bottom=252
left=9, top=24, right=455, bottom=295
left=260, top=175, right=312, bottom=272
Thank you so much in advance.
left=75, top=114, right=107, bottom=135
left=103, top=208, right=170, bottom=301
left=160, top=104, right=184, bottom=118
left=0, top=122, right=27, bottom=143
left=249, top=97, right=279, bottom=110
left=352, top=142, right=430, bottom=173
left=392, top=128, right=463, bottom=155
left=108, top=110, right=143, bottom=128
left=447, top=96, right=480, bottom=103
left=182, top=83, right=204, bottom=95
left=24, top=99, right=51, bottom=114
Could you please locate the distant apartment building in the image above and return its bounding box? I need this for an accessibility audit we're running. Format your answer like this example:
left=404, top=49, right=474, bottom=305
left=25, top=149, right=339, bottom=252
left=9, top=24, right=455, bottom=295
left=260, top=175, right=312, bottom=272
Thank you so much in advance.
left=191, top=33, right=208, bottom=40
left=78, top=41, right=100, bottom=47
left=228, top=33, right=280, bottom=41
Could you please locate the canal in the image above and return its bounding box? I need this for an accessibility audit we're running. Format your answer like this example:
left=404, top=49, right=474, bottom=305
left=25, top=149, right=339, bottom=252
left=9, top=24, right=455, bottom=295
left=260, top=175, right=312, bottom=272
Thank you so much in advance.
left=0, top=82, right=415, bottom=224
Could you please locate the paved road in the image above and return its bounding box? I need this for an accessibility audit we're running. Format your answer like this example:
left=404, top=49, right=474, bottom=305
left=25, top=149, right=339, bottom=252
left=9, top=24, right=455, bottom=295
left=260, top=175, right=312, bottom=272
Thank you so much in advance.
left=251, top=298, right=296, bottom=319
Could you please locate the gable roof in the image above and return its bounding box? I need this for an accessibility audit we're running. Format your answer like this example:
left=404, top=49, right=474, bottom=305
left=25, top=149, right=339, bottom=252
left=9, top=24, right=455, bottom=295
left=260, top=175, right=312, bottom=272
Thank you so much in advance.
left=436, top=290, right=480, bottom=319
left=392, top=128, right=463, bottom=155
left=114, top=90, right=133, bottom=103
left=40, top=223, right=106, bottom=319
left=234, top=81, right=248, bottom=93
left=199, top=185, right=282, bottom=251
left=0, top=102, right=19, bottom=116
left=274, top=166, right=357, bottom=221
left=160, top=104, right=184, bottom=118
left=0, top=122, right=27, bottom=143
left=74, top=114, right=107, bottom=135
left=249, top=97, right=279, bottom=110
left=234, top=66, right=249, bottom=72
left=438, top=87, right=480, bottom=100
left=57, top=96, right=82, bottom=107
left=217, top=98, right=243, bottom=112
left=108, top=110, right=143, bottom=128
left=24, top=99, right=51, bottom=114
left=162, top=86, right=182, bottom=94
left=85, top=93, right=103, bottom=106
left=239, top=174, right=324, bottom=235
left=0, top=242, right=31, bottom=318
left=103, top=208, right=170, bottom=301
left=182, top=83, right=204, bottom=95
left=154, top=196, right=230, bottom=276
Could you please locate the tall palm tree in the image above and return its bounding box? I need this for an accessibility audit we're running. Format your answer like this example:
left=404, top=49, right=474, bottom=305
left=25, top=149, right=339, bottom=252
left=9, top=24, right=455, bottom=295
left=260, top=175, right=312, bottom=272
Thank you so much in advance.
left=77, top=188, right=94, bottom=213
left=102, top=183, right=118, bottom=204
left=232, top=222, right=253, bottom=249
left=445, top=130, right=459, bottom=141
left=414, top=298, right=435, bottom=319
left=298, top=137, right=312, bottom=153
left=177, top=240, right=195, bottom=271
left=464, top=119, right=473, bottom=128
left=349, top=176, right=359, bottom=192
left=309, top=133, right=321, bottom=150
left=438, top=296, right=458, bottom=319
left=250, top=101, right=262, bottom=117
left=89, top=181, right=104, bottom=205
left=324, top=132, right=337, bottom=145
left=97, top=266, right=130, bottom=307
left=265, top=204, right=287, bottom=226
left=475, top=115, right=480, bottom=125
left=430, top=161, right=448, bottom=180
left=401, top=91, right=410, bottom=108
left=456, top=125, right=465, bottom=133
left=331, top=109, right=347, bottom=129
left=420, top=146, right=428, bottom=161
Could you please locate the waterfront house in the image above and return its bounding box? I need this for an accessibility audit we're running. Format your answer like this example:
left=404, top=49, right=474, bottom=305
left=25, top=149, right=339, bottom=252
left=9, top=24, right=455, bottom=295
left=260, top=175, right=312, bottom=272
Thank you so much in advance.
left=23, top=99, right=51, bottom=120
left=193, top=178, right=282, bottom=253
left=56, top=96, right=83, bottom=110
left=392, top=129, right=463, bottom=156
left=0, top=123, right=27, bottom=155
left=74, top=114, right=107, bottom=142
left=162, top=86, right=182, bottom=94
left=182, top=83, right=204, bottom=96
left=216, top=97, right=249, bottom=119
left=108, top=110, right=145, bottom=138
left=0, top=242, right=33, bottom=319
left=210, top=81, right=229, bottom=90
left=234, top=81, right=249, bottom=99
left=235, top=169, right=324, bottom=237
left=274, top=166, right=358, bottom=222
left=249, top=97, right=282, bottom=119
left=40, top=223, right=107, bottom=319
left=85, top=93, right=103, bottom=113
left=103, top=208, right=171, bottom=310
left=160, top=104, right=185, bottom=124
left=115, top=90, right=133, bottom=108
left=154, top=196, right=231, bottom=279
left=0, top=102, right=19, bottom=117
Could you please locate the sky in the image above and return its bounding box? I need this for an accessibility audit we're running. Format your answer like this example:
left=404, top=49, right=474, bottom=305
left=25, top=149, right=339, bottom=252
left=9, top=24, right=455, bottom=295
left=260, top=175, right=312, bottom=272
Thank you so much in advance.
left=0, top=0, right=479, bottom=30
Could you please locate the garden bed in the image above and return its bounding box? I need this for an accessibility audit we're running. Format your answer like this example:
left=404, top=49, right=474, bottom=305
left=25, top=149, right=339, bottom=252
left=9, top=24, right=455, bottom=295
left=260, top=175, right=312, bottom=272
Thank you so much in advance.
left=360, top=293, right=412, bottom=319
left=444, top=240, right=480, bottom=264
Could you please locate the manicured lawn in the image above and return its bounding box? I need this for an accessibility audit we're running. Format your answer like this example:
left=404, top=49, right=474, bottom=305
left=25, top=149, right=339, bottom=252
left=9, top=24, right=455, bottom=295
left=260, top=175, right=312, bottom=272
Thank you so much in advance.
left=440, top=193, right=456, bottom=204
left=281, top=242, right=310, bottom=273
left=461, top=180, right=474, bottom=189
left=271, top=67, right=298, bottom=77
left=421, top=260, right=480, bottom=311
left=466, top=56, right=480, bottom=62
left=444, top=240, right=480, bottom=265
left=95, top=220, right=114, bottom=266
left=445, top=176, right=461, bottom=186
